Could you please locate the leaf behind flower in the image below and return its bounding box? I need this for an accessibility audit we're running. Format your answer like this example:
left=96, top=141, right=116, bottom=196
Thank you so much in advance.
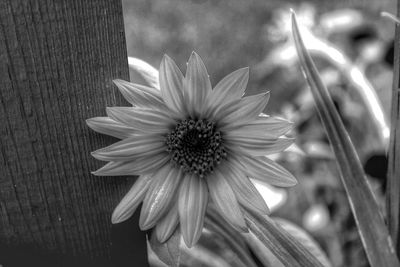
left=291, top=10, right=400, bottom=267
left=149, top=228, right=181, bottom=267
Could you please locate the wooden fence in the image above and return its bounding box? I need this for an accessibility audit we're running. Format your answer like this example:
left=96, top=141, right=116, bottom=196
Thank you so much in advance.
left=0, top=0, right=147, bottom=266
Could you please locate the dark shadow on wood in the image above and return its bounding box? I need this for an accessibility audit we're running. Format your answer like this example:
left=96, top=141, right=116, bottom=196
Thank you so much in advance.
left=111, top=205, right=149, bottom=267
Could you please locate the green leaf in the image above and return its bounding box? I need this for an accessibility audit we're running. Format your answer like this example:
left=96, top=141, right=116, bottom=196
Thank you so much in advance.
left=180, top=238, right=232, bottom=267
left=192, top=230, right=250, bottom=267
left=275, top=218, right=331, bottom=267
left=149, top=228, right=181, bottom=267
left=205, top=206, right=258, bottom=267
left=291, top=11, right=400, bottom=267
left=244, top=218, right=331, bottom=267
left=244, top=210, right=326, bottom=267
left=386, top=2, right=400, bottom=255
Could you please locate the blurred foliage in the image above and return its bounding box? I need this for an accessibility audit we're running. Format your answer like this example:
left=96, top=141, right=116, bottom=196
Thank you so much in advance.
left=123, top=1, right=397, bottom=266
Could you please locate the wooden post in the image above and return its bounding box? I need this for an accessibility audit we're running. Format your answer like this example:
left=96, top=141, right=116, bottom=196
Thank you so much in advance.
left=0, top=0, right=148, bottom=265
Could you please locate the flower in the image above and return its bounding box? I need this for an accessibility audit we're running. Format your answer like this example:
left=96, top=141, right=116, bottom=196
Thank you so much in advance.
left=87, top=52, right=297, bottom=247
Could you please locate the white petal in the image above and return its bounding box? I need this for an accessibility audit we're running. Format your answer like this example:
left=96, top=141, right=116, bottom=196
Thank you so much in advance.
left=113, top=79, right=165, bottom=109
left=106, top=107, right=174, bottom=134
left=217, top=92, right=270, bottom=127
left=86, top=117, right=136, bottom=139
left=139, top=165, right=183, bottom=230
left=155, top=201, right=179, bottom=243
left=205, top=67, right=249, bottom=117
left=226, top=135, right=294, bottom=156
left=92, top=152, right=170, bottom=176
left=207, top=170, right=247, bottom=232
left=111, top=175, right=152, bottom=223
left=179, top=174, right=208, bottom=247
left=91, top=135, right=165, bottom=161
left=159, top=55, right=186, bottom=117
left=183, top=52, right=212, bottom=118
left=239, top=155, right=297, bottom=187
left=219, top=160, right=269, bottom=214
left=127, top=57, right=160, bottom=89
left=221, top=116, right=294, bottom=138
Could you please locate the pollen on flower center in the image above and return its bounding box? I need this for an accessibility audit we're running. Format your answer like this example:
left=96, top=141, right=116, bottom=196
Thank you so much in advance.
left=165, top=119, right=227, bottom=178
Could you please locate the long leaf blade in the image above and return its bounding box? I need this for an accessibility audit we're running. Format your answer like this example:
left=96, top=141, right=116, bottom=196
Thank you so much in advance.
left=244, top=218, right=331, bottom=267
left=291, top=11, right=399, bottom=267
left=387, top=1, right=400, bottom=255
left=206, top=206, right=258, bottom=267
left=244, top=210, right=326, bottom=267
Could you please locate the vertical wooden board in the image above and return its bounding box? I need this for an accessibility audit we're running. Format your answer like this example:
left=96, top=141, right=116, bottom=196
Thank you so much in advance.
left=0, top=0, right=147, bottom=264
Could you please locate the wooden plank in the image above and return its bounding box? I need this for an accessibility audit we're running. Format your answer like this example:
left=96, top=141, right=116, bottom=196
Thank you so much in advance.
left=0, top=0, right=147, bottom=265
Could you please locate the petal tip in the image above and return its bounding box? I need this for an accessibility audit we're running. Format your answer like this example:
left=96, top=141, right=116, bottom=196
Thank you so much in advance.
left=91, top=150, right=102, bottom=156
left=85, top=118, right=93, bottom=126
left=111, top=210, right=127, bottom=224
left=112, top=78, right=122, bottom=84
left=236, top=66, right=250, bottom=77
left=90, top=150, right=107, bottom=161
left=161, top=54, right=168, bottom=64
left=113, top=79, right=128, bottom=89
left=189, top=51, right=203, bottom=62
left=156, top=227, right=170, bottom=244
left=289, top=177, right=298, bottom=186
left=91, top=168, right=109, bottom=176
left=139, top=221, right=154, bottom=231
left=182, top=235, right=197, bottom=248
left=281, top=172, right=298, bottom=187
left=139, top=210, right=157, bottom=231
left=111, top=217, right=120, bottom=224
left=162, top=53, right=172, bottom=61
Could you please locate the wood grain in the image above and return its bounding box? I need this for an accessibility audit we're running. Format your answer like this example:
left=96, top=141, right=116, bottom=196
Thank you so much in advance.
left=0, top=0, right=147, bottom=265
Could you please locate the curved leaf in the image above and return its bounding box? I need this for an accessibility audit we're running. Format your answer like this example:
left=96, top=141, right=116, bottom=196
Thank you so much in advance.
left=244, top=209, right=325, bottom=267
left=291, top=11, right=399, bottom=267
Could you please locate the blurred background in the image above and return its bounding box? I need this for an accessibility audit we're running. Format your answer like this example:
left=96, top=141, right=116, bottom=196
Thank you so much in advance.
left=122, top=0, right=397, bottom=266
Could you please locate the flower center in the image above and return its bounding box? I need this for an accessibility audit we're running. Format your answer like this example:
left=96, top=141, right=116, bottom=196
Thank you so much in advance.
left=166, top=119, right=226, bottom=178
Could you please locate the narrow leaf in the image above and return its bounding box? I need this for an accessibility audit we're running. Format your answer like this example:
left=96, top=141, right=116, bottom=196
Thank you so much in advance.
left=243, top=231, right=276, bottom=267
left=244, top=209, right=325, bottom=267
left=387, top=0, right=400, bottom=255
left=180, top=240, right=232, bottom=267
left=206, top=206, right=258, bottom=267
left=244, top=218, right=331, bottom=267
left=291, top=11, right=399, bottom=267
left=275, top=218, right=331, bottom=267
